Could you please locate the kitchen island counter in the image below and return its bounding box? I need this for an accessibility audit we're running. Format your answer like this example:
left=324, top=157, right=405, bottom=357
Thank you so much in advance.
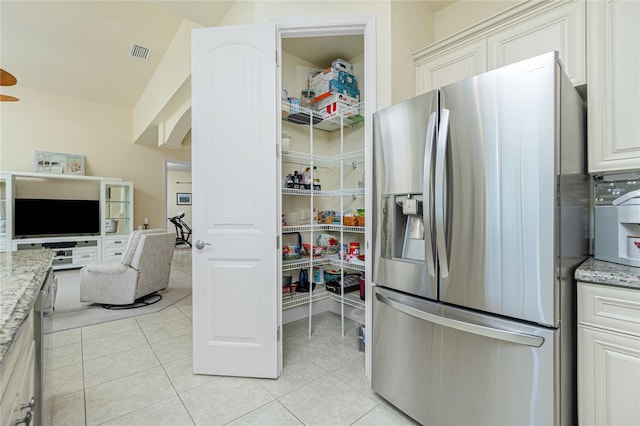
left=0, top=250, right=53, bottom=364
left=575, top=257, right=640, bottom=290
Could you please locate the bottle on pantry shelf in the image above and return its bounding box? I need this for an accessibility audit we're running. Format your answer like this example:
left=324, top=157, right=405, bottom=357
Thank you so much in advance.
left=292, top=171, right=300, bottom=188
left=312, top=166, right=321, bottom=190
left=285, top=173, right=294, bottom=189
left=305, top=167, right=311, bottom=184
left=300, top=89, right=315, bottom=109
left=349, top=242, right=360, bottom=255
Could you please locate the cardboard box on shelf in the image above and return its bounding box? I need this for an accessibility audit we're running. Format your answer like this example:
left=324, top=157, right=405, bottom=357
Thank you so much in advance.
left=313, top=92, right=359, bottom=111
left=313, top=80, right=360, bottom=101
left=309, top=68, right=357, bottom=90
left=332, top=58, right=354, bottom=74
left=313, top=93, right=360, bottom=119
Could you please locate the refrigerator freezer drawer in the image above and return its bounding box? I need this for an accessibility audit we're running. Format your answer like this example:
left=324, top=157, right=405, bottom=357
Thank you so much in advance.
left=372, top=286, right=574, bottom=426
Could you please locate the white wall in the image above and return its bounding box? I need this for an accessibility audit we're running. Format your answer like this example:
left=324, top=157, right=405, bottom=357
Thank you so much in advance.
left=434, top=0, right=524, bottom=40
left=219, top=0, right=436, bottom=107
left=391, top=0, right=434, bottom=103
left=166, top=169, right=192, bottom=232
left=133, top=19, right=200, bottom=145
left=221, top=1, right=394, bottom=109
left=0, top=87, right=191, bottom=230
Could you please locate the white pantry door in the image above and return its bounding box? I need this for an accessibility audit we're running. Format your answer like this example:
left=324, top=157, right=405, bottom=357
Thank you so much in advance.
left=191, top=23, right=279, bottom=378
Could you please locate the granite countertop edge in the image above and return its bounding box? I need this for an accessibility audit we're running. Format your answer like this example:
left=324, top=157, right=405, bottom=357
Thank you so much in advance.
left=575, top=257, right=640, bottom=290
left=0, top=250, right=53, bottom=364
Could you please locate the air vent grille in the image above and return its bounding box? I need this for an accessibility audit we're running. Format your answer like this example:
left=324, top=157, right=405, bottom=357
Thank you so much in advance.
left=130, top=44, right=150, bottom=60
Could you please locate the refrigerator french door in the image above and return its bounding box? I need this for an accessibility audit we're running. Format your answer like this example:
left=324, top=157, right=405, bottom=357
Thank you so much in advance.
left=371, top=52, right=588, bottom=425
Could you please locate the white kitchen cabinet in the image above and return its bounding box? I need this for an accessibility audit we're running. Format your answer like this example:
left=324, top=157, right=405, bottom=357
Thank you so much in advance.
left=487, top=0, right=585, bottom=85
left=414, top=0, right=586, bottom=93
left=578, top=282, right=640, bottom=425
left=0, top=310, right=35, bottom=426
left=415, top=38, right=487, bottom=94
left=587, top=0, right=640, bottom=173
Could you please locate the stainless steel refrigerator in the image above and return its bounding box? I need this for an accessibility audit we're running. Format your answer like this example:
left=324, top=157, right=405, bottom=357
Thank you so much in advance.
left=371, top=52, right=589, bottom=425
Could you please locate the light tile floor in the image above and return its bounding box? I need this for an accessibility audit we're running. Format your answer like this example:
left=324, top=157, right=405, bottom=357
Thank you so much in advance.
left=42, top=250, right=418, bottom=425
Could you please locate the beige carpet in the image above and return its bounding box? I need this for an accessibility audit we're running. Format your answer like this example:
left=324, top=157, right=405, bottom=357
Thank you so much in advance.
left=45, top=268, right=192, bottom=333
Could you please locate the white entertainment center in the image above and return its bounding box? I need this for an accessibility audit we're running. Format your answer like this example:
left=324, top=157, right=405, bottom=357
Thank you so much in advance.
left=0, top=171, right=133, bottom=269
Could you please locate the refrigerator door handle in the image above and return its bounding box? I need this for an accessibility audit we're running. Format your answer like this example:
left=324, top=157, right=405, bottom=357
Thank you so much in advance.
left=435, top=109, right=450, bottom=278
left=375, top=291, right=545, bottom=348
left=423, top=111, right=437, bottom=279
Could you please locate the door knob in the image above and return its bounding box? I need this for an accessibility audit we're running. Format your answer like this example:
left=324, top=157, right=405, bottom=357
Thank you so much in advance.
left=20, top=397, right=35, bottom=411
left=195, top=240, right=212, bottom=250
left=12, top=410, right=32, bottom=425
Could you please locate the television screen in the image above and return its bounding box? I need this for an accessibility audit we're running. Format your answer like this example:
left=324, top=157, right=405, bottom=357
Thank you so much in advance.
left=14, top=198, right=100, bottom=238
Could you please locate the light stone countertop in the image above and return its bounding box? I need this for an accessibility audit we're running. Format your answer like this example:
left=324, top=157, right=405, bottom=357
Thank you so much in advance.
left=0, top=250, right=53, bottom=364
left=575, top=257, right=640, bottom=290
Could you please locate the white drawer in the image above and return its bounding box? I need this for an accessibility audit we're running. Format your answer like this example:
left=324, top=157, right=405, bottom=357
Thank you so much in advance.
left=106, top=247, right=125, bottom=259
left=72, top=247, right=98, bottom=264
left=578, top=282, right=640, bottom=337
left=104, top=236, right=129, bottom=248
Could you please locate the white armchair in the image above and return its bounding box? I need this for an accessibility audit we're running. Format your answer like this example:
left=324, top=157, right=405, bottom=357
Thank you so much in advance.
left=79, top=229, right=175, bottom=307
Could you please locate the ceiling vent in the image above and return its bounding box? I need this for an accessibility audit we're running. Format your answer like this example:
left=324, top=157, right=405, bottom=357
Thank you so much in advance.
left=129, top=44, right=150, bottom=60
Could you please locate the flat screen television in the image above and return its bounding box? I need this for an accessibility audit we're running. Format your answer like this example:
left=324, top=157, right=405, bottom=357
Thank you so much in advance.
left=14, top=198, right=100, bottom=238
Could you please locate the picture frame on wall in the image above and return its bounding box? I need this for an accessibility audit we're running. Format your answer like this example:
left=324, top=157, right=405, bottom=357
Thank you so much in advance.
left=177, top=193, right=192, bottom=205
left=34, top=150, right=85, bottom=175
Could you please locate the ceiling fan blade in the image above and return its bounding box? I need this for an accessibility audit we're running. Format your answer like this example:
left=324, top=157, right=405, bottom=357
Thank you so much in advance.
left=0, top=68, right=18, bottom=86
left=0, top=94, right=19, bottom=102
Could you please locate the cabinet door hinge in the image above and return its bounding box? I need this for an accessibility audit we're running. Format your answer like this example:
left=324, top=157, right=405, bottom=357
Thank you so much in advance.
left=277, top=325, right=281, bottom=341
left=276, top=143, right=280, bottom=158
left=276, top=235, right=280, bottom=249
left=276, top=50, right=279, bottom=67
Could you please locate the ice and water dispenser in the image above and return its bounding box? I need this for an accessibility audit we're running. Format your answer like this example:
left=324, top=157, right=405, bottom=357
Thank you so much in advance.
left=380, top=194, right=426, bottom=263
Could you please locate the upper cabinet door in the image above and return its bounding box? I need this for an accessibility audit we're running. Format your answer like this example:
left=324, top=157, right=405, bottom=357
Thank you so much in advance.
left=587, top=0, right=640, bottom=173
left=191, top=23, right=279, bottom=378
left=487, top=0, right=586, bottom=86
left=415, top=38, right=487, bottom=94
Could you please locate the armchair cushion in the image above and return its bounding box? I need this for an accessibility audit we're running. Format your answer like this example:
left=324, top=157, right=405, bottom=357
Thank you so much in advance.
left=85, top=262, right=129, bottom=274
left=120, top=228, right=166, bottom=266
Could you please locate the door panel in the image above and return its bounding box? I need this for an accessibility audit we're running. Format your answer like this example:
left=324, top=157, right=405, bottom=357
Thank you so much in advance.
left=372, top=286, right=561, bottom=426
left=372, top=91, right=437, bottom=299
left=438, top=52, right=558, bottom=326
left=191, top=23, right=278, bottom=378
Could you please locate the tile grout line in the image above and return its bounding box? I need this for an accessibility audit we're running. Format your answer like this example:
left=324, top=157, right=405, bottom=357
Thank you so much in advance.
left=81, top=326, right=88, bottom=426
left=81, top=320, right=161, bottom=425
left=143, top=314, right=198, bottom=425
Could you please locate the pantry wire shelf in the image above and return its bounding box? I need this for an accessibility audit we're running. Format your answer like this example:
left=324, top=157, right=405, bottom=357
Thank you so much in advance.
left=282, top=224, right=364, bottom=233
left=282, top=101, right=364, bottom=132
left=282, top=285, right=331, bottom=310
left=281, top=149, right=364, bottom=168
left=329, top=293, right=365, bottom=311
left=282, top=257, right=330, bottom=271
left=282, top=255, right=365, bottom=273
left=282, top=287, right=364, bottom=311
left=282, top=188, right=364, bottom=197
left=326, top=255, right=366, bottom=272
